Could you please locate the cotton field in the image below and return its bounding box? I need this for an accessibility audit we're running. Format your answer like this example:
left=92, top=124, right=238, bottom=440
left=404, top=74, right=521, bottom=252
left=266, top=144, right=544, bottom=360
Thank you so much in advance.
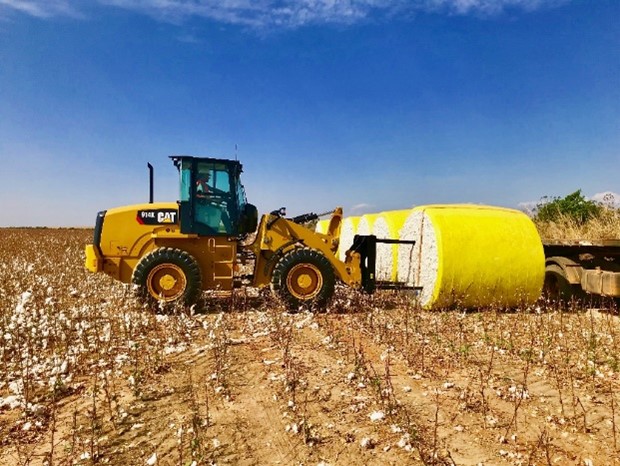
left=1, top=228, right=620, bottom=465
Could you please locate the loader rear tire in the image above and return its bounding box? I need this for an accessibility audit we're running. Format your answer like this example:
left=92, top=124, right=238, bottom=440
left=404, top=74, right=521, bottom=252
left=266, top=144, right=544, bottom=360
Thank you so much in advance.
left=271, top=247, right=336, bottom=311
left=132, top=248, right=202, bottom=310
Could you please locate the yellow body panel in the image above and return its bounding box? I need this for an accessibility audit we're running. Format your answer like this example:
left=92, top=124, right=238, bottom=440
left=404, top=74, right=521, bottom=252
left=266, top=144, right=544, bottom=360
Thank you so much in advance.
left=94, top=202, right=235, bottom=292
left=85, top=244, right=102, bottom=273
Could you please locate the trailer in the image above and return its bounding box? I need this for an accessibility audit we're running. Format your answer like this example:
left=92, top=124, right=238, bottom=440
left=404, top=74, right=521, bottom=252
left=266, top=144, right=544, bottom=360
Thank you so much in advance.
left=543, top=239, right=620, bottom=303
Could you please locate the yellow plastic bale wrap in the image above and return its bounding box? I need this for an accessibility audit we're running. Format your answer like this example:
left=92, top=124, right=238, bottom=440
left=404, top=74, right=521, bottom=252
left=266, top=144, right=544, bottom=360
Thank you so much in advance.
left=315, top=219, right=330, bottom=234
left=398, top=204, right=545, bottom=309
left=372, top=210, right=411, bottom=281
left=339, top=216, right=361, bottom=262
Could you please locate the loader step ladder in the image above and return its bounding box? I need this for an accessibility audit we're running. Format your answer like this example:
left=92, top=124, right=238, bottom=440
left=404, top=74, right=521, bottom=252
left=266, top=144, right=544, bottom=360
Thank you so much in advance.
left=207, top=238, right=236, bottom=295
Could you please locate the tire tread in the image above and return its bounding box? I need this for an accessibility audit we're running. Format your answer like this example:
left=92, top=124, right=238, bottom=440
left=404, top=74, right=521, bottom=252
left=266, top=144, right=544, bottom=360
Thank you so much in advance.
left=271, top=247, right=335, bottom=310
left=132, top=247, right=202, bottom=308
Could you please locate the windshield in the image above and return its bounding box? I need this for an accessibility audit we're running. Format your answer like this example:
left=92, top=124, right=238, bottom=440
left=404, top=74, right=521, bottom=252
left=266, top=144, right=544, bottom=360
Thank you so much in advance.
left=185, top=160, right=236, bottom=234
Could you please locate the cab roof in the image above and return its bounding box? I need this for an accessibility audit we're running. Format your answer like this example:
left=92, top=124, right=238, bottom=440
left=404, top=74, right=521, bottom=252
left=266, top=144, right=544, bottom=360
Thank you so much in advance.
left=169, top=155, right=243, bottom=173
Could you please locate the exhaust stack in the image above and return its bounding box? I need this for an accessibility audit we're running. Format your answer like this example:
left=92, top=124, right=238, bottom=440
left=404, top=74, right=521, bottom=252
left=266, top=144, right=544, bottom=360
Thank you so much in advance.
left=148, top=163, right=154, bottom=203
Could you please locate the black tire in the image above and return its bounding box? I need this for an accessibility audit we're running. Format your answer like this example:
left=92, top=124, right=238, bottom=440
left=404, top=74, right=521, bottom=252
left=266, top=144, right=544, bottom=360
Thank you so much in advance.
left=132, top=247, right=202, bottom=308
left=543, top=263, right=583, bottom=306
left=271, top=247, right=336, bottom=310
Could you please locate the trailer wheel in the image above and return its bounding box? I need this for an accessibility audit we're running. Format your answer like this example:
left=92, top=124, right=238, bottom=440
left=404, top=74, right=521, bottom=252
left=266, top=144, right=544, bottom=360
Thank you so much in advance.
left=271, top=248, right=335, bottom=311
left=132, top=248, right=202, bottom=309
left=543, top=263, right=581, bottom=306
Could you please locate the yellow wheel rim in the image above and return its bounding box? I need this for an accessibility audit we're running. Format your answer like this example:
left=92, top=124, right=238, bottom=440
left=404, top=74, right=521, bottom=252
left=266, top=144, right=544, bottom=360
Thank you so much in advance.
left=286, top=263, right=323, bottom=301
left=146, top=263, right=187, bottom=302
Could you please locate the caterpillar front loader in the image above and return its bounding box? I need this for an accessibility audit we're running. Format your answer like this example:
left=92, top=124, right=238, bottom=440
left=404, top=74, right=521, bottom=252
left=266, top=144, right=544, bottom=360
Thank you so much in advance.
left=84, top=155, right=411, bottom=309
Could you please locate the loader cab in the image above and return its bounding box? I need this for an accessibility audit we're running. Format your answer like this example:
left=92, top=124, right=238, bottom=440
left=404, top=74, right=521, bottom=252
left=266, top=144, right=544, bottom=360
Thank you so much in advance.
left=171, top=155, right=257, bottom=236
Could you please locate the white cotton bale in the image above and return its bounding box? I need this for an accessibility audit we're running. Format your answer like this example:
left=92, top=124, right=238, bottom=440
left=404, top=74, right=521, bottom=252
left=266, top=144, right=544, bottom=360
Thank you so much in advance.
left=398, top=204, right=545, bottom=309
left=357, top=213, right=381, bottom=236
left=339, top=216, right=361, bottom=262
left=398, top=209, right=439, bottom=305
left=356, top=213, right=382, bottom=277
left=372, top=210, right=412, bottom=281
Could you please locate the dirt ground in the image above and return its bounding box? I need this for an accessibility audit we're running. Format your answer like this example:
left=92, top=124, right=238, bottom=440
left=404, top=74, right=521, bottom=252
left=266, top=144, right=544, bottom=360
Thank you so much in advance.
left=1, top=228, right=620, bottom=465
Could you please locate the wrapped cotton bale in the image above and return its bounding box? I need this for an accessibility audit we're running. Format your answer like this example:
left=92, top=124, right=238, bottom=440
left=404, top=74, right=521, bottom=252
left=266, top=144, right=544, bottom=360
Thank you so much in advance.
left=315, top=219, right=329, bottom=234
left=357, top=213, right=381, bottom=236
left=339, top=216, right=361, bottom=262
left=397, top=204, right=545, bottom=309
left=372, top=210, right=411, bottom=281
left=356, top=213, right=383, bottom=276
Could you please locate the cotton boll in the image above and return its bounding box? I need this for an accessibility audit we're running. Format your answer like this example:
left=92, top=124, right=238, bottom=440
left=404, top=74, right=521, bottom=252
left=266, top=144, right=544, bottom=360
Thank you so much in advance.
left=360, top=437, right=375, bottom=449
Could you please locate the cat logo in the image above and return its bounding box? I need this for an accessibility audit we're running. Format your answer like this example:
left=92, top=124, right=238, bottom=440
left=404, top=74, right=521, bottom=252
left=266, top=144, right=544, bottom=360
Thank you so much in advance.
left=157, top=211, right=176, bottom=223
left=136, top=209, right=178, bottom=225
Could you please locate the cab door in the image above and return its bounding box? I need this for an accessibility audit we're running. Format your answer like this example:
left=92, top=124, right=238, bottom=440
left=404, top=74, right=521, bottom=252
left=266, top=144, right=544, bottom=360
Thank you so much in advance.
left=178, top=159, right=237, bottom=236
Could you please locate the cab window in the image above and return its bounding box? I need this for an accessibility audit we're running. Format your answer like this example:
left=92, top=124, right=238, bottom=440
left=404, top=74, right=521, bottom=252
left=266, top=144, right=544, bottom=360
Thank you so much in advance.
left=193, top=162, right=234, bottom=234
left=236, top=179, right=247, bottom=213
left=179, top=163, right=191, bottom=202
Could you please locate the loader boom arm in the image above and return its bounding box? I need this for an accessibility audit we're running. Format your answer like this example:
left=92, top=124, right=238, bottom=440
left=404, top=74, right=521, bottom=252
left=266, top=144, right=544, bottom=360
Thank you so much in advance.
left=247, top=208, right=364, bottom=289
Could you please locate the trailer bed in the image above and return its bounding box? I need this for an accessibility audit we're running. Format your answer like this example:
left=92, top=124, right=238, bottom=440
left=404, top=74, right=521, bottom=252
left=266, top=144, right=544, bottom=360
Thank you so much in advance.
left=543, top=239, right=620, bottom=258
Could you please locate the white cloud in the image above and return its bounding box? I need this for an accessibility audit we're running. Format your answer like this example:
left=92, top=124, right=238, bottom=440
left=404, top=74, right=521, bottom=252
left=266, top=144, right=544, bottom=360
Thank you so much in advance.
left=98, top=0, right=406, bottom=27
left=421, top=0, right=569, bottom=16
left=350, top=203, right=374, bottom=214
left=0, top=0, right=572, bottom=27
left=592, top=191, right=620, bottom=208
left=517, top=200, right=537, bottom=216
left=0, top=0, right=81, bottom=18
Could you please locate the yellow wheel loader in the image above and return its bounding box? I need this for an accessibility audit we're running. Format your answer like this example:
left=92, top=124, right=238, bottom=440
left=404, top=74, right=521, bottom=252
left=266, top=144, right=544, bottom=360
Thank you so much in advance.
left=84, top=155, right=415, bottom=309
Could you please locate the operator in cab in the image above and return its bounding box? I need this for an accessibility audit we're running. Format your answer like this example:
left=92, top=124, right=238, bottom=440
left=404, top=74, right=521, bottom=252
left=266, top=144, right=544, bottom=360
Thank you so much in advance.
left=194, top=168, right=233, bottom=233
left=196, top=171, right=211, bottom=196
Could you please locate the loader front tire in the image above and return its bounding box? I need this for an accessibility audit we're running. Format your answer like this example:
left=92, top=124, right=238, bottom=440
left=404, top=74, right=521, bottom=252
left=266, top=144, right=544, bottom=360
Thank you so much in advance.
left=271, top=248, right=335, bottom=311
left=132, top=248, right=202, bottom=309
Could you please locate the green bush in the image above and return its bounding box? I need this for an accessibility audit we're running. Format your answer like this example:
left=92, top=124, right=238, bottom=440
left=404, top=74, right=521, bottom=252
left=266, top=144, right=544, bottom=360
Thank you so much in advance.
left=535, top=190, right=602, bottom=224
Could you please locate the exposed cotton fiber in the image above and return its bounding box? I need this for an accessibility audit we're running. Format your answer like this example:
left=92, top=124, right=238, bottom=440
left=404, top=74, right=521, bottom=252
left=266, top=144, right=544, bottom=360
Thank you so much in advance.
left=357, top=214, right=381, bottom=236
left=372, top=210, right=411, bottom=281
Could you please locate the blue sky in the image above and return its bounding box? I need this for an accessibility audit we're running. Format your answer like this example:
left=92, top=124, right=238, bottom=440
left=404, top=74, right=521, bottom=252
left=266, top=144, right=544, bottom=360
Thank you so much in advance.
left=0, top=0, right=618, bottom=227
